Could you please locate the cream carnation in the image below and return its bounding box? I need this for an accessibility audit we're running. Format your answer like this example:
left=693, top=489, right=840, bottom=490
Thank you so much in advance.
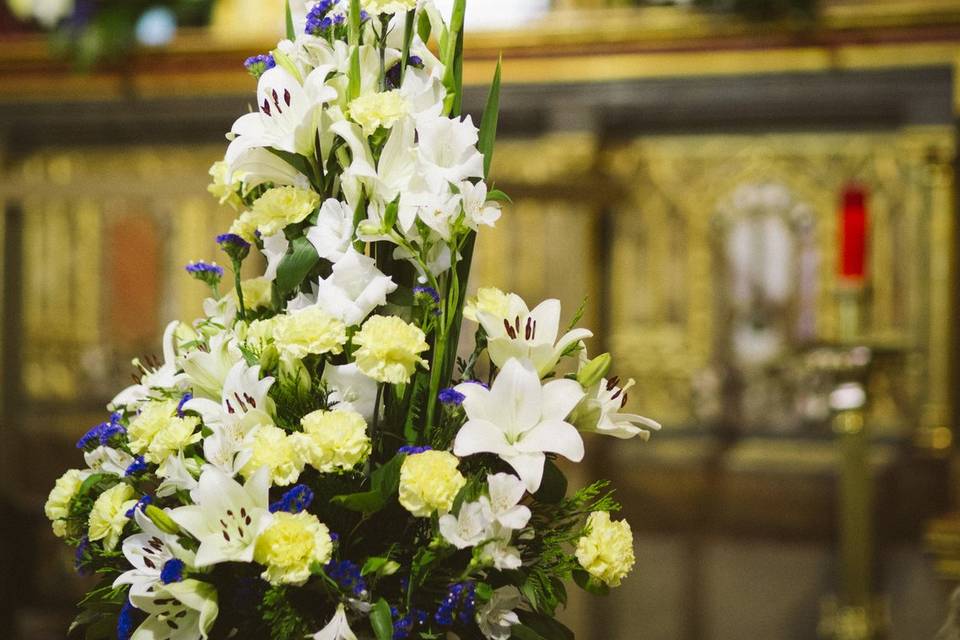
left=398, top=450, right=466, bottom=518
left=349, top=90, right=409, bottom=136
left=575, top=511, right=636, bottom=587
left=229, top=211, right=258, bottom=243
left=208, top=160, right=243, bottom=210
left=127, top=399, right=178, bottom=456
left=238, top=276, right=274, bottom=311
left=88, top=483, right=137, bottom=551
left=250, top=186, right=320, bottom=237
left=294, top=409, right=371, bottom=473
left=145, top=415, right=201, bottom=465
left=361, top=0, right=417, bottom=15
left=274, top=308, right=348, bottom=361
left=353, top=315, right=429, bottom=384
left=464, top=287, right=511, bottom=322
left=254, top=511, right=333, bottom=586
left=241, top=425, right=304, bottom=486
left=45, top=469, right=86, bottom=538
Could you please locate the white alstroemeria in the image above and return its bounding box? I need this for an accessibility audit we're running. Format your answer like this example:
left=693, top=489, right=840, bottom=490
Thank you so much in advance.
left=114, top=510, right=196, bottom=606
left=110, top=321, right=185, bottom=411
left=131, top=579, right=219, bottom=640
left=460, top=180, right=502, bottom=230
left=454, top=358, right=586, bottom=492
left=398, top=188, right=462, bottom=241
left=439, top=501, right=491, bottom=549
left=479, top=526, right=522, bottom=571
left=480, top=473, right=531, bottom=530
left=169, top=467, right=272, bottom=567
left=313, top=249, right=397, bottom=326
left=476, top=586, right=522, bottom=640
left=306, top=199, right=355, bottom=262
left=84, top=446, right=136, bottom=477
left=478, top=297, right=593, bottom=378
left=226, top=65, right=337, bottom=164
left=201, top=296, right=238, bottom=330
left=227, top=146, right=312, bottom=193
left=321, top=363, right=379, bottom=423
left=156, top=452, right=201, bottom=498
left=415, top=114, right=485, bottom=192
left=397, top=62, right=446, bottom=121
left=179, top=333, right=243, bottom=400
left=393, top=233, right=453, bottom=282
left=572, top=377, right=662, bottom=440
left=262, top=232, right=290, bottom=282
left=310, top=604, right=358, bottom=640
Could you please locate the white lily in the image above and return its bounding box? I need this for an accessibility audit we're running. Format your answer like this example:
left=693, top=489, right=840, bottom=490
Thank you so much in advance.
left=306, top=198, right=355, bottom=263
left=480, top=473, right=531, bottom=530
left=114, top=510, right=196, bottom=607
left=572, top=377, right=662, bottom=440
left=454, top=358, right=585, bottom=492
left=367, top=117, right=417, bottom=206
left=156, top=452, right=201, bottom=498
left=321, top=363, right=379, bottom=423
left=476, top=586, right=522, bottom=640
left=201, top=296, right=238, bottom=330
left=227, top=146, right=312, bottom=193
left=310, top=604, right=358, bottom=640
left=415, top=114, right=485, bottom=192
left=313, top=249, right=397, bottom=326
left=226, top=65, right=337, bottom=163
left=169, top=467, right=272, bottom=567
left=110, top=321, right=185, bottom=411
left=439, top=501, right=491, bottom=549
left=131, top=579, right=219, bottom=640
left=84, top=446, right=136, bottom=477
left=478, top=297, right=593, bottom=378
left=262, top=232, right=290, bottom=282
left=179, top=333, right=243, bottom=400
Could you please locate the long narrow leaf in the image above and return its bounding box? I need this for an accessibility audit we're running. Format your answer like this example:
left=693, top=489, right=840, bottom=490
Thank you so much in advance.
left=285, top=0, right=295, bottom=41
left=441, top=0, right=465, bottom=114
left=478, top=55, right=502, bottom=179
left=348, top=0, right=362, bottom=100
left=400, top=9, right=416, bottom=80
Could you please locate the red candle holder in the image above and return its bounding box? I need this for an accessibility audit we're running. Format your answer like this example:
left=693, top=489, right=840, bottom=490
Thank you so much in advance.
left=838, top=183, right=869, bottom=284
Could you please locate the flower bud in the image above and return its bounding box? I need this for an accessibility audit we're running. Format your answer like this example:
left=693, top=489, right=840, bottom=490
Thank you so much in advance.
left=260, top=344, right=280, bottom=373
left=145, top=505, right=180, bottom=536
left=577, top=353, right=612, bottom=388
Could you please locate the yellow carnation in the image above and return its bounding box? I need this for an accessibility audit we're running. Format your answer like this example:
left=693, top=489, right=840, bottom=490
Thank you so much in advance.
left=236, top=276, right=274, bottom=311
left=254, top=511, right=333, bottom=586
left=362, top=0, right=416, bottom=15
left=229, top=212, right=258, bottom=243
left=241, top=425, right=304, bottom=487
left=463, top=287, right=511, bottom=322
left=353, top=315, right=429, bottom=384
left=208, top=160, right=244, bottom=210
left=349, top=90, right=409, bottom=136
left=241, top=316, right=282, bottom=351
left=45, top=469, right=86, bottom=538
left=249, top=186, right=320, bottom=237
left=293, top=409, right=371, bottom=473
left=88, top=483, right=137, bottom=551
left=127, top=400, right=179, bottom=456
left=274, top=308, right=347, bottom=361
left=575, top=511, right=636, bottom=587
left=145, top=416, right=201, bottom=465
left=398, top=450, right=465, bottom=517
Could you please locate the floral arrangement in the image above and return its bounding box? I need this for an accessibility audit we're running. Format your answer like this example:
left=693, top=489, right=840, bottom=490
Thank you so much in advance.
left=44, top=1, right=660, bottom=638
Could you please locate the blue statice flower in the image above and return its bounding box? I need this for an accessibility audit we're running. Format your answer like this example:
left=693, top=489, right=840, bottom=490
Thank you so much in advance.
left=216, top=233, right=251, bottom=262
left=413, top=286, right=441, bottom=303
left=124, top=456, right=147, bottom=477
left=185, top=261, right=224, bottom=287
left=438, top=388, right=466, bottom=406
left=398, top=445, right=432, bottom=456
left=160, top=558, right=185, bottom=584
left=117, top=599, right=137, bottom=640
left=125, top=495, right=152, bottom=519
left=74, top=536, right=91, bottom=575
left=305, top=0, right=340, bottom=35
left=176, top=392, right=193, bottom=417
left=386, top=55, right=426, bottom=90
left=269, top=484, right=315, bottom=514
left=324, top=559, right=368, bottom=597
left=393, top=608, right=428, bottom=639
left=244, top=53, right=275, bottom=79
left=76, top=413, right=126, bottom=450
left=434, top=582, right=477, bottom=627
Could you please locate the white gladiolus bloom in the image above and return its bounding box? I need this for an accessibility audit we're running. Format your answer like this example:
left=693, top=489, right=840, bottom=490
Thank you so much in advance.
left=313, top=249, right=398, bottom=326
left=310, top=604, right=358, bottom=640
left=415, top=114, right=485, bottom=192
left=454, top=358, right=585, bottom=492
left=476, top=587, right=522, bottom=640
left=169, top=467, right=272, bottom=567
left=306, top=199, right=355, bottom=262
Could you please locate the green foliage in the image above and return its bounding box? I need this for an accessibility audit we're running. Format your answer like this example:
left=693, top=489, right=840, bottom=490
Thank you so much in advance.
left=370, top=598, right=394, bottom=640
left=478, top=57, right=503, bottom=179
left=260, top=586, right=314, bottom=640
left=275, top=236, right=321, bottom=298
left=331, top=453, right=404, bottom=513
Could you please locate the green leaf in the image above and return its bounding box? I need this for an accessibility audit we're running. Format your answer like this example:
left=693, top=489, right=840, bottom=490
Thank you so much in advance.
left=510, top=624, right=548, bottom=640
left=516, top=611, right=576, bottom=640
left=265, top=148, right=315, bottom=186
left=372, top=453, right=404, bottom=496
left=361, top=556, right=391, bottom=576
left=76, top=473, right=113, bottom=499
left=275, top=236, right=320, bottom=297
left=383, top=197, right=400, bottom=230
left=348, top=0, right=362, bottom=101
left=573, top=569, right=610, bottom=596
left=331, top=490, right=385, bottom=513
left=487, top=188, right=512, bottom=203
left=400, top=9, right=416, bottom=79
left=370, top=598, right=394, bottom=640
left=331, top=455, right=405, bottom=513
left=441, top=0, right=466, bottom=115
left=285, top=0, right=295, bottom=41
left=478, top=56, right=503, bottom=178
left=533, top=459, right=567, bottom=504
left=417, top=9, right=432, bottom=44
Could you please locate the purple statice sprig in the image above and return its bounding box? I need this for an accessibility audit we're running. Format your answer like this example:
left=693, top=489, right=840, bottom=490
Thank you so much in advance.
left=76, top=413, right=126, bottom=450
left=185, top=261, right=224, bottom=288
left=324, top=559, right=368, bottom=597
left=117, top=599, right=138, bottom=640
left=269, top=484, right=315, bottom=514
left=434, top=582, right=477, bottom=627
left=74, top=536, right=91, bottom=576
left=160, top=558, right=185, bottom=585
left=398, top=445, right=432, bottom=456
left=125, top=495, right=152, bottom=519
left=216, top=232, right=251, bottom=262
left=124, top=456, right=148, bottom=478
left=176, top=392, right=193, bottom=418
left=438, top=388, right=465, bottom=406
left=393, top=608, right=429, bottom=640
left=305, top=0, right=342, bottom=35
left=244, top=53, right=275, bottom=79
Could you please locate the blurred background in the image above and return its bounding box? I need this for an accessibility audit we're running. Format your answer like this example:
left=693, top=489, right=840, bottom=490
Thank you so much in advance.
left=1, top=0, right=959, bottom=638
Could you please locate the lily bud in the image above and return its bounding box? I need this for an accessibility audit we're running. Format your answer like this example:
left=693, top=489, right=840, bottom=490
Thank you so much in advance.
left=260, top=344, right=280, bottom=373
left=145, top=505, right=180, bottom=536
left=577, top=353, right=612, bottom=389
